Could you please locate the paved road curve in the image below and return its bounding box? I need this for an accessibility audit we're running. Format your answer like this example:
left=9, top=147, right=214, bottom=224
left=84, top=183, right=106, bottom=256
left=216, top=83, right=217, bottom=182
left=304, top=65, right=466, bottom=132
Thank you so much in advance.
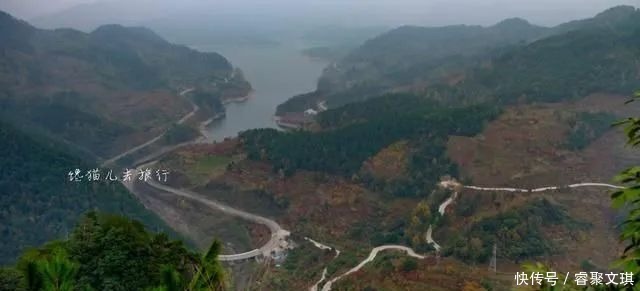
left=321, top=245, right=426, bottom=291
left=463, top=182, right=623, bottom=192
left=319, top=179, right=625, bottom=290
left=134, top=162, right=290, bottom=261
left=101, top=88, right=197, bottom=167
left=306, top=237, right=340, bottom=291
left=107, top=86, right=291, bottom=262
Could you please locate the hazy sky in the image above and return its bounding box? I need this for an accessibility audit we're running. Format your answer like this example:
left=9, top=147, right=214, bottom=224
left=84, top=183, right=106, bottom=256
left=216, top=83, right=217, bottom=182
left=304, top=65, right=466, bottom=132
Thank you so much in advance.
left=2, top=0, right=638, bottom=27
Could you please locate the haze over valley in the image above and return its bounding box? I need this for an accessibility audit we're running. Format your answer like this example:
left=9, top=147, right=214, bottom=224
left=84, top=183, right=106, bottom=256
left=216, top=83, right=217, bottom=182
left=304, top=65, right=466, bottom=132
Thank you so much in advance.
left=1, top=1, right=640, bottom=291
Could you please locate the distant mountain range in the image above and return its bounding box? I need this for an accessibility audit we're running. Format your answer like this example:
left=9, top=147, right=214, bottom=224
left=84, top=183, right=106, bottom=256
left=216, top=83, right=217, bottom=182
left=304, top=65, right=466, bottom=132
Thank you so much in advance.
left=277, top=5, right=640, bottom=113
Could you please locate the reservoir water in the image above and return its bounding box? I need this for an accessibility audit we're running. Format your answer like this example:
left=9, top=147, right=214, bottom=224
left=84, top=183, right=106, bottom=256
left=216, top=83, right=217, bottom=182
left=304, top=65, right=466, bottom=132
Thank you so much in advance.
left=191, top=41, right=328, bottom=141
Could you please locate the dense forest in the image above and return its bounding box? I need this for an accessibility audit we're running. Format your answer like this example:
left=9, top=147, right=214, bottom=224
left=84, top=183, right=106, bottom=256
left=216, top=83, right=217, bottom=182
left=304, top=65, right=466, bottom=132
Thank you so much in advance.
left=0, top=212, right=224, bottom=291
left=243, top=94, right=500, bottom=196
left=0, top=120, right=173, bottom=265
left=445, top=199, right=585, bottom=263
left=316, top=16, right=548, bottom=96
left=450, top=18, right=640, bottom=105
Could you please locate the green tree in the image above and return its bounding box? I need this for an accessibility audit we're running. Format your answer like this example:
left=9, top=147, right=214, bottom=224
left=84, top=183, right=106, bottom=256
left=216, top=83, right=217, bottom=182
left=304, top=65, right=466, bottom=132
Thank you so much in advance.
left=401, top=258, right=419, bottom=273
left=35, top=249, right=79, bottom=291
left=0, top=267, right=25, bottom=291
left=521, top=91, right=640, bottom=290
left=191, top=240, right=226, bottom=290
left=148, top=240, right=226, bottom=291
left=612, top=91, right=640, bottom=276
left=11, top=212, right=225, bottom=291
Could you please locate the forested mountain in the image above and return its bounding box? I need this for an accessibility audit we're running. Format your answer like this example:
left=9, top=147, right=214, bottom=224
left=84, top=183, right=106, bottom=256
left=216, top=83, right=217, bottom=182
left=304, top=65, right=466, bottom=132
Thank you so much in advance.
left=318, top=18, right=545, bottom=92
left=553, top=5, right=640, bottom=34
left=0, top=212, right=224, bottom=291
left=434, top=17, right=640, bottom=105
left=277, top=5, right=640, bottom=113
left=242, top=95, right=500, bottom=197
left=277, top=18, right=545, bottom=114
left=0, top=121, right=173, bottom=265
left=0, top=10, right=250, bottom=158
left=3, top=4, right=640, bottom=290
left=0, top=10, right=251, bottom=266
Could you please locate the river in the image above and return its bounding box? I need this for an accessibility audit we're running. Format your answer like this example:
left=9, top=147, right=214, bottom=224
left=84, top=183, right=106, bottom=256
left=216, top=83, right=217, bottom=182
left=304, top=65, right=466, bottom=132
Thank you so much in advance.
left=191, top=41, right=328, bottom=141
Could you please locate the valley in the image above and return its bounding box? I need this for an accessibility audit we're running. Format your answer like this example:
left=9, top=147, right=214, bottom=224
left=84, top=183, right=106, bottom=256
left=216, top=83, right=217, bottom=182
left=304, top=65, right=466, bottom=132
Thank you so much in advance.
left=191, top=42, right=329, bottom=141
left=0, top=9, right=252, bottom=266
left=126, top=93, right=637, bottom=289
left=1, top=3, right=640, bottom=291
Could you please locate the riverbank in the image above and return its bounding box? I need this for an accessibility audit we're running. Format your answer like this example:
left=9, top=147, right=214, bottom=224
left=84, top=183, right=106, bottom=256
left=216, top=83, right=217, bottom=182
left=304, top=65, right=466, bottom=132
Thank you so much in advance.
left=195, top=42, right=328, bottom=141
left=222, top=90, right=254, bottom=105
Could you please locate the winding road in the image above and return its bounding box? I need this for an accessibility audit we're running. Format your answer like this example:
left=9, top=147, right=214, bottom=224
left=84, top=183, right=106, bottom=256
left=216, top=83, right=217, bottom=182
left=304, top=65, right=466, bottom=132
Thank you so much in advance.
left=130, top=166, right=290, bottom=261
left=310, top=183, right=460, bottom=290
left=463, top=182, right=624, bottom=192
left=109, top=87, right=291, bottom=261
left=315, top=178, right=624, bottom=291
left=310, top=269, right=328, bottom=291
left=107, top=87, right=628, bottom=284
left=320, top=246, right=426, bottom=291
left=305, top=237, right=341, bottom=291
left=101, top=88, right=197, bottom=167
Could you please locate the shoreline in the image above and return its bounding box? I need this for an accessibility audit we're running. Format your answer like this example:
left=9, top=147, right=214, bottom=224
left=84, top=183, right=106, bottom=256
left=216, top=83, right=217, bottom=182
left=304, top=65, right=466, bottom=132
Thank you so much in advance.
left=222, top=90, right=254, bottom=105
left=201, top=111, right=226, bottom=127
left=199, top=90, right=253, bottom=140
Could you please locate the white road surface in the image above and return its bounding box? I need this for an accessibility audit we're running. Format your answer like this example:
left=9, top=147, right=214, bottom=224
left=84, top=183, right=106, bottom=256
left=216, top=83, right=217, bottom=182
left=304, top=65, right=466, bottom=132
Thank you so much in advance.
left=306, top=237, right=341, bottom=291
left=109, top=88, right=627, bottom=283
left=125, top=164, right=290, bottom=261
left=321, top=245, right=426, bottom=291
left=320, top=178, right=625, bottom=290
left=101, top=88, right=196, bottom=167
left=463, top=182, right=623, bottom=192
left=109, top=86, right=292, bottom=261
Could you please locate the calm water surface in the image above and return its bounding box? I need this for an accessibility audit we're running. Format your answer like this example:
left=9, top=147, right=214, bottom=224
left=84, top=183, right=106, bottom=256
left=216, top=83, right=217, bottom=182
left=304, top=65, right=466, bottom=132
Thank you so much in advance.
left=191, top=41, right=328, bottom=141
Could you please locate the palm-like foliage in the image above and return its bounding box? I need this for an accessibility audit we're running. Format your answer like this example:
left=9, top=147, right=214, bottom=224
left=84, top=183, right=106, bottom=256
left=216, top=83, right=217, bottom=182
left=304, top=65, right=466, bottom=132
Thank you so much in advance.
left=197, top=240, right=225, bottom=290
left=12, top=213, right=223, bottom=291
left=36, top=249, right=78, bottom=291
left=23, top=241, right=228, bottom=291
left=615, top=92, right=640, bottom=147
left=149, top=240, right=227, bottom=291
left=612, top=91, right=640, bottom=277
left=17, top=247, right=79, bottom=291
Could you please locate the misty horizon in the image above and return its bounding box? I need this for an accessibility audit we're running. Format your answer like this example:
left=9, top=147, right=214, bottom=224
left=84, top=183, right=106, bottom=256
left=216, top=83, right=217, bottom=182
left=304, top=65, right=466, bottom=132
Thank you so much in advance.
left=1, top=0, right=640, bottom=288
left=2, top=0, right=639, bottom=32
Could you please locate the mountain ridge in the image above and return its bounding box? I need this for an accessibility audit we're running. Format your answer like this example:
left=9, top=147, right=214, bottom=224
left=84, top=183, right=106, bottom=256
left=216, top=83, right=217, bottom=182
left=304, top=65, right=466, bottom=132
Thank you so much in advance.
left=0, top=9, right=250, bottom=158
left=277, top=5, right=639, bottom=114
left=0, top=10, right=252, bottom=265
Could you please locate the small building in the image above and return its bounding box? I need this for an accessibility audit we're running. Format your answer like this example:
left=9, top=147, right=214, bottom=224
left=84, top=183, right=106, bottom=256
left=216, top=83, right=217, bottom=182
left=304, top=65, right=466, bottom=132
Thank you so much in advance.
left=317, top=101, right=328, bottom=112
left=304, top=108, right=318, bottom=116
